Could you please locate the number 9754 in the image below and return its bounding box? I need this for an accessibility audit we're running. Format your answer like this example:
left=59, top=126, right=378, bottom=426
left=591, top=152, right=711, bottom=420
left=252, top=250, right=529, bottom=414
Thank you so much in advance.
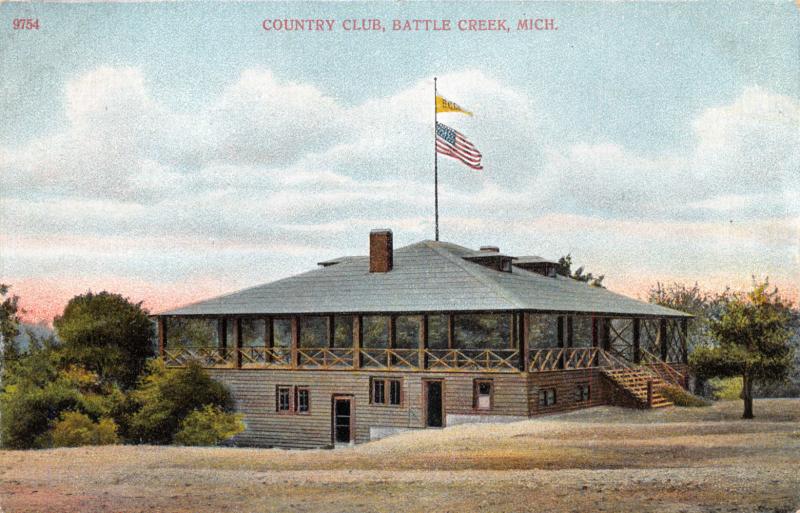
left=13, top=18, right=40, bottom=30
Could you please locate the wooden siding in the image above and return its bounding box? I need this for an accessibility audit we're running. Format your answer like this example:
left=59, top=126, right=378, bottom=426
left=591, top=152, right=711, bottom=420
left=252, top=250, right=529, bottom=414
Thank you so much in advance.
left=527, top=369, right=610, bottom=416
left=209, top=369, right=528, bottom=448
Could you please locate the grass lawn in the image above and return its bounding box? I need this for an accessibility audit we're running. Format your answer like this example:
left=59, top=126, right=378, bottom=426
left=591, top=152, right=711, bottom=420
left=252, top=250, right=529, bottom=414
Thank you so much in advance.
left=1, top=399, right=799, bottom=513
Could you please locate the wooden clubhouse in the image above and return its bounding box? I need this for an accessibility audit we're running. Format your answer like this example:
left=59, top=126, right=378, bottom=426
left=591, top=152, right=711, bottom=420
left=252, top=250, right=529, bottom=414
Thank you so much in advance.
left=156, top=229, right=691, bottom=448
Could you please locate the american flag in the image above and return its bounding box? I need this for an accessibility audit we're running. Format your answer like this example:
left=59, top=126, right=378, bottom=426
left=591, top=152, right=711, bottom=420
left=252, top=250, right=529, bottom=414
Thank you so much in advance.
left=435, top=122, right=483, bottom=170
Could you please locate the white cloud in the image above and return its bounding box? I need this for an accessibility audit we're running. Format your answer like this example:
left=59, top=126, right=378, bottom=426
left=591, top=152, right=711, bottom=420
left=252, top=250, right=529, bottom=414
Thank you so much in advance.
left=1, top=68, right=798, bottom=310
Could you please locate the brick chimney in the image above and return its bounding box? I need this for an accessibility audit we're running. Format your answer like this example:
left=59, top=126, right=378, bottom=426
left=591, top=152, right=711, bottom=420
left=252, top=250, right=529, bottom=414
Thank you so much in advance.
left=369, top=229, right=393, bottom=273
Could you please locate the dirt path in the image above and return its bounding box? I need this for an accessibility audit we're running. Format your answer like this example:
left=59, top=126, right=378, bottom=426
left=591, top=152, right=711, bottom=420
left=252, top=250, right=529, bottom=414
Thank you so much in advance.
left=1, top=399, right=799, bottom=513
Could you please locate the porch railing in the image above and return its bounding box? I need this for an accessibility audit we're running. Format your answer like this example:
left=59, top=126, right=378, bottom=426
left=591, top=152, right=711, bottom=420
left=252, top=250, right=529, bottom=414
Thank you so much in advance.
left=426, top=348, right=520, bottom=371
left=162, top=345, right=685, bottom=377
left=640, top=349, right=686, bottom=386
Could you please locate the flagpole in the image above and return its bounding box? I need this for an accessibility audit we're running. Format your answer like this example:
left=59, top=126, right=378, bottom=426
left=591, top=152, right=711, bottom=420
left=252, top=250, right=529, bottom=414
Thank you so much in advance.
left=434, top=77, right=439, bottom=242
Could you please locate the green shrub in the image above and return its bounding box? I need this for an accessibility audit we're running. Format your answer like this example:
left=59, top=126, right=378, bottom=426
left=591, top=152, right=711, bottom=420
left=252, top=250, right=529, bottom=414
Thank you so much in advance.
left=660, top=384, right=711, bottom=407
left=126, top=360, right=234, bottom=444
left=48, top=411, right=119, bottom=447
left=709, top=377, right=743, bottom=400
left=0, top=360, right=123, bottom=449
left=174, top=405, right=244, bottom=446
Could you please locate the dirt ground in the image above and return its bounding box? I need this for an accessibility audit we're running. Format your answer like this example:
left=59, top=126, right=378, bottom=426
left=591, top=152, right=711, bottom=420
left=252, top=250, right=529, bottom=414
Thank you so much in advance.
left=1, top=399, right=799, bottom=513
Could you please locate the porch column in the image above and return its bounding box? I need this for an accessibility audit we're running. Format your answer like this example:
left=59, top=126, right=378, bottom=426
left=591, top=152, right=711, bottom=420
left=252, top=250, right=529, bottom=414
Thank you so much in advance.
left=291, top=317, right=300, bottom=368
left=157, top=317, right=167, bottom=358
left=519, top=313, right=529, bottom=372
left=602, top=318, right=611, bottom=352
left=264, top=317, right=273, bottom=362
left=681, top=318, right=689, bottom=364
left=234, top=318, right=242, bottom=368
left=591, top=317, right=598, bottom=347
left=353, top=315, right=362, bottom=369
left=388, top=315, right=396, bottom=367
left=566, top=316, right=574, bottom=347
left=556, top=316, right=565, bottom=369
left=659, top=318, right=668, bottom=361
left=419, top=315, right=428, bottom=370
left=218, top=318, right=228, bottom=357
left=447, top=314, right=455, bottom=349
left=633, top=318, right=641, bottom=364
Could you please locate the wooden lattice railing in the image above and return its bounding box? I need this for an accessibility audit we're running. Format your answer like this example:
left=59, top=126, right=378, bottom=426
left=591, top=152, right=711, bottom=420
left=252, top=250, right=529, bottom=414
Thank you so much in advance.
left=529, top=347, right=605, bottom=372
left=297, top=347, right=355, bottom=368
left=425, top=349, right=519, bottom=371
left=163, top=347, right=236, bottom=368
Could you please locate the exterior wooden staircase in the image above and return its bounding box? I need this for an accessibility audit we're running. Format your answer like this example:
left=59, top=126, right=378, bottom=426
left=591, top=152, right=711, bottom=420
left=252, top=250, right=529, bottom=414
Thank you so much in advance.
left=601, top=367, right=673, bottom=408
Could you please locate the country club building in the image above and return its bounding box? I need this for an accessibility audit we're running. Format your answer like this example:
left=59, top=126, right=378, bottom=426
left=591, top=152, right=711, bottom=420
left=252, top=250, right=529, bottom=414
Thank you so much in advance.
left=156, top=229, right=691, bottom=448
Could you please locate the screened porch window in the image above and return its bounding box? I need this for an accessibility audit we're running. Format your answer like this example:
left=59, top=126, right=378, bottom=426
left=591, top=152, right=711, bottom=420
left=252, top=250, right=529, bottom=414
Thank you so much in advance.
left=527, top=314, right=559, bottom=349
left=166, top=318, right=218, bottom=348
left=333, top=316, right=354, bottom=348
left=454, top=314, right=510, bottom=350
left=395, top=315, right=421, bottom=348
left=272, top=319, right=292, bottom=348
left=362, top=316, right=389, bottom=348
left=427, top=315, right=449, bottom=349
left=300, top=316, right=328, bottom=348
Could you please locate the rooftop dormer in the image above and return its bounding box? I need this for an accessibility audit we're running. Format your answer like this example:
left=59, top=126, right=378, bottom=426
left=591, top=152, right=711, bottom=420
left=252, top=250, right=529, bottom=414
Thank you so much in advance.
left=462, top=245, right=515, bottom=272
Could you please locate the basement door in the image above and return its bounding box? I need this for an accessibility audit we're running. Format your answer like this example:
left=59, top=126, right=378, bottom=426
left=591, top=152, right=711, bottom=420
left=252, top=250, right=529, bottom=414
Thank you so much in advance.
left=424, top=380, right=444, bottom=428
left=332, top=395, right=353, bottom=444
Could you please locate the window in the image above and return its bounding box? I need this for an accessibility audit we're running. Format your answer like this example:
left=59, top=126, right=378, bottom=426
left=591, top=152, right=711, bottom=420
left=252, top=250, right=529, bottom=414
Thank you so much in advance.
left=538, top=388, right=556, bottom=407
left=371, top=378, right=402, bottom=406
left=273, top=319, right=292, bottom=348
left=333, top=315, right=354, bottom=348
left=373, top=379, right=385, bottom=404
left=277, top=386, right=291, bottom=412
left=454, top=314, right=510, bottom=350
left=300, top=316, right=328, bottom=348
left=296, top=387, right=310, bottom=413
left=277, top=385, right=311, bottom=414
left=389, top=380, right=401, bottom=406
left=575, top=384, right=590, bottom=402
left=363, top=316, right=389, bottom=348
left=474, top=379, right=493, bottom=410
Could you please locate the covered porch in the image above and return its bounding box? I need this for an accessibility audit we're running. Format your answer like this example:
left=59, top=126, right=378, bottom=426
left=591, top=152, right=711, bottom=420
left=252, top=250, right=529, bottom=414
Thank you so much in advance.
left=157, top=311, right=688, bottom=375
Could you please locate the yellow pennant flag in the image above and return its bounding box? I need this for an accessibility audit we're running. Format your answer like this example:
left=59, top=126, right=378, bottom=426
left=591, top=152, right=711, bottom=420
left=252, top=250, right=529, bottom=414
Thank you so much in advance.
left=436, top=95, right=473, bottom=116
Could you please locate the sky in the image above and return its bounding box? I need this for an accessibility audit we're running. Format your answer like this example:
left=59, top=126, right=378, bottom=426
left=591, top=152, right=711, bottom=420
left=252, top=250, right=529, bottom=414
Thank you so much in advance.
left=1, top=2, right=798, bottom=323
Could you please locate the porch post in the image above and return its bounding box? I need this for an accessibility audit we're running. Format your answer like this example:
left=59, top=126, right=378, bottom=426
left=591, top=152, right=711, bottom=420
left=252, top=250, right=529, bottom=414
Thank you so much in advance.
left=519, top=312, right=529, bottom=372
left=218, top=317, right=228, bottom=357
left=556, top=316, right=565, bottom=369
left=388, top=315, right=396, bottom=367
left=264, top=317, right=273, bottom=362
left=419, top=314, right=428, bottom=370
left=447, top=314, right=455, bottom=349
left=591, top=317, right=598, bottom=347
left=234, top=318, right=242, bottom=368
left=659, top=318, right=668, bottom=361
left=157, top=317, right=167, bottom=358
left=602, top=318, right=611, bottom=352
left=566, top=316, right=574, bottom=347
left=633, top=318, right=641, bottom=364
left=291, top=317, right=300, bottom=368
left=353, top=315, right=362, bottom=369
left=681, top=318, right=689, bottom=364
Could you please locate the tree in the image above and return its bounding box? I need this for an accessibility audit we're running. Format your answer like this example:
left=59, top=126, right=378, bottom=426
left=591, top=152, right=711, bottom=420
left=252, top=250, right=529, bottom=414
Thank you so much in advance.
left=690, top=281, right=795, bottom=419
left=557, top=255, right=605, bottom=288
left=54, top=291, right=154, bottom=389
left=125, top=360, right=234, bottom=444
left=0, top=284, right=22, bottom=365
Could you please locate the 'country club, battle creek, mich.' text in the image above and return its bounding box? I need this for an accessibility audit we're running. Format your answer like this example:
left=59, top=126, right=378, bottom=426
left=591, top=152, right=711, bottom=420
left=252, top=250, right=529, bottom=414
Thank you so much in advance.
left=261, top=18, right=558, bottom=33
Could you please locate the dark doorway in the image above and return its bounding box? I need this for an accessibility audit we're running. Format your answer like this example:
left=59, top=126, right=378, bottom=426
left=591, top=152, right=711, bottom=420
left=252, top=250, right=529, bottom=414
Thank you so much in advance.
left=425, top=380, right=443, bottom=427
left=332, top=396, right=352, bottom=443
